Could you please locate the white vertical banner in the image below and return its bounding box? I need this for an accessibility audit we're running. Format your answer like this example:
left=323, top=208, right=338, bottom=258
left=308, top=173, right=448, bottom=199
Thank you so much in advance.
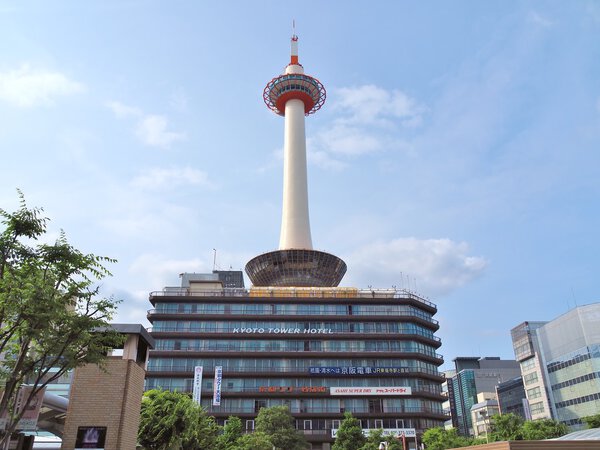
left=212, top=366, right=223, bottom=406
left=192, top=366, right=203, bottom=405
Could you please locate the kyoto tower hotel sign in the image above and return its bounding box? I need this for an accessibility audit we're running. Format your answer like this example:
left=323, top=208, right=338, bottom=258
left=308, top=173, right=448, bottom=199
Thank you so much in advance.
left=245, top=35, right=346, bottom=287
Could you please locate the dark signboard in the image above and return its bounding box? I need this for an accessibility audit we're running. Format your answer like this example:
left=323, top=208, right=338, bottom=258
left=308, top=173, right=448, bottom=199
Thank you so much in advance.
left=75, top=426, right=107, bottom=449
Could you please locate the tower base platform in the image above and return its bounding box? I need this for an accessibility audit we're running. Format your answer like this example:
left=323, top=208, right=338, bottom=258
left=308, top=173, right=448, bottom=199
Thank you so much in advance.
left=245, top=249, right=347, bottom=287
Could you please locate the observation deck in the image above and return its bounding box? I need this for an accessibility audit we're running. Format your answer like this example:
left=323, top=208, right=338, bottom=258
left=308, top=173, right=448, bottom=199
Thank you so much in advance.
left=263, top=73, right=326, bottom=116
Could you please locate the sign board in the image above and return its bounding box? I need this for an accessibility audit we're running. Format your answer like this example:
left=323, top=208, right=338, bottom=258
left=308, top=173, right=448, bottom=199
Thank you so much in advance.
left=233, top=327, right=332, bottom=334
left=259, top=386, right=327, bottom=393
left=75, top=426, right=107, bottom=449
left=192, top=366, right=203, bottom=404
left=0, top=386, right=46, bottom=431
left=332, top=428, right=416, bottom=438
left=212, top=366, right=223, bottom=406
left=330, top=386, right=411, bottom=396
left=309, top=366, right=411, bottom=375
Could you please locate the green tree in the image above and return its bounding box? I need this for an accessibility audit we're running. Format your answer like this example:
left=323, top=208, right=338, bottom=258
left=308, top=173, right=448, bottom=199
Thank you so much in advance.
left=255, top=405, right=308, bottom=450
left=234, top=431, right=273, bottom=450
left=421, top=427, right=474, bottom=450
left=332, top=412, right=366, bottom=450
left=0, top=193, right=123, bottom=447
left=216, top=416, right=244, bottom=449
left=521, top=419, right=567, bottom=440
left=359, top=428, right=404, bottom=450
left=489, top=413, right=524, bottom=441
left=138, top=389, right=219, bottom=450
left=582, top=413, right=600, bottom=429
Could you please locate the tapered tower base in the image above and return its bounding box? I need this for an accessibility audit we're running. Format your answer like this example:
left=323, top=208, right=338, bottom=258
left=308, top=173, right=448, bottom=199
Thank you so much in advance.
left=245, top=249, right=347, bottom=287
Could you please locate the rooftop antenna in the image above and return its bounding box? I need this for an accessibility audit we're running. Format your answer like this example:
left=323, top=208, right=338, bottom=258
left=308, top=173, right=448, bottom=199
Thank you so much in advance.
left=213, top=248, right=217, bottom=272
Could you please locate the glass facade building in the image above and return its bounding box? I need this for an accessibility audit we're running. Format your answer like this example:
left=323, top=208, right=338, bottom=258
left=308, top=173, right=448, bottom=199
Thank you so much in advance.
left=512, top=304, right=600, bottom=429
left=146, top=271, right=446, bottom=449
left=447, top=357, right=521, bottom=436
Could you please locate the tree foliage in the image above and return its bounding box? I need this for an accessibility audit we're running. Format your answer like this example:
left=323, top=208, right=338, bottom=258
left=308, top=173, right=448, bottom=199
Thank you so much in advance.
left=0, top=193, right=122, bottom=445
left=520, top=419, right=567, bottom=440
left=216, top=416, right=244, bottom=450
left=583, top=413, right=600, bottom=429
left=489, top=413, right=525, bottom=441
left=233, top=431, right=273, bottom=450
left=255, top=405, right=308, bottom=450
left=332, top=412, right=367, bottom=450
left=421, top=427, right=476, bottom=450
left=359, top=428, right=404, bottom=450
left=138, top=389, right=219, bottom=450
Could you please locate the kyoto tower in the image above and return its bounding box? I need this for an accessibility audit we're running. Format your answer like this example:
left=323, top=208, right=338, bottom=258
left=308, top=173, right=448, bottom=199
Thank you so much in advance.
left=245, top=33, right=347, bottom=287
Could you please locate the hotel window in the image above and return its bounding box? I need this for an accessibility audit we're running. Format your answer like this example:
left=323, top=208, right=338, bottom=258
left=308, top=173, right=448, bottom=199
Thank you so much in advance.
left=246, top=420, right=254, bottom=431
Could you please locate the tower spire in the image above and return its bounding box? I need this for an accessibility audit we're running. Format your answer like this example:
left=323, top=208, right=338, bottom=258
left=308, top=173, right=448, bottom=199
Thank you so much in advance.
left=291, top=20, right=299, bottom=65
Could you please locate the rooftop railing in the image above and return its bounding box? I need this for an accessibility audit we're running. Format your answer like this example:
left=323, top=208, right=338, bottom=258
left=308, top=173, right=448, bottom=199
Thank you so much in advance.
left=150, top=287, right=435, bottom=308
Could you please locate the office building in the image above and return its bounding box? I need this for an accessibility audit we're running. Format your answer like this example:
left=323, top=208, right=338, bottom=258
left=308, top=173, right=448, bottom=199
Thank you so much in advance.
left=496, top=376, right=528, bottom=419
left=511, top=303, right=600, bottom=429
left=447, top=357, right=520, bottom=436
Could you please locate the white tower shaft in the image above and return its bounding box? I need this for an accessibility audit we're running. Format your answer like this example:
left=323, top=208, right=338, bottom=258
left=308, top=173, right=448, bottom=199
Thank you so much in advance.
left=279, top=97, right=312, bottom=250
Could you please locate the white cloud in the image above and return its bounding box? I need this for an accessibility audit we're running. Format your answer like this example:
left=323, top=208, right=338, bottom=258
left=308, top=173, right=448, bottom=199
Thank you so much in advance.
left=334, top=84, right=424, bottom=127
left=129, top=253, right=210, bottom=290
left=135, top=115, right=186, bottom=148
left=529, top=11, right=554, bottom=28
left=0, top=65, right=84, bottom=107
left=106, top=100, right=186, bottom=149
left=105, top=100, right=142, bottom=119
left=343, top=237, right=487, bottom=297
left=131, top=167, right=214, bottom=190
left=306, top=84, right=424, bottom=169
left=317, top=124, right=383, bottom=156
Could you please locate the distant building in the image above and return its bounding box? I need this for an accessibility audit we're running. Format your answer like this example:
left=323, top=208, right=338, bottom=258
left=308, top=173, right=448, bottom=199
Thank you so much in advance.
left=496, top=376, right=528, bottom=419
left=447, top=357, right=520, bottom=436
left=510, top=321, right=553, bottom=420
left=511, top=303, right=600, bottom=429
left=470, top=392, right=499, bottom=439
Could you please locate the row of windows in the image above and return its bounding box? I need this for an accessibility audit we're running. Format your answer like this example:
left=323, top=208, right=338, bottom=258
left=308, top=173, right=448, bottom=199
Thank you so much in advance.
left=555, top=391, right=600, bottom=409
left=154, top=338, right=440, bottom=357
left=151, top=320, right=438, bottom=340
left=218, top=417, right=444, bottom=433
left=200, top=396, right=443, bottom=415
left=152, top=303, right=436, bottom=323
left=546, top=345, right=600, bottom=373
left=551, top=371, right=600, bottom=391
left=145, top=375, right=441, bottom=393
left=147, top=357, right=441, bottom=376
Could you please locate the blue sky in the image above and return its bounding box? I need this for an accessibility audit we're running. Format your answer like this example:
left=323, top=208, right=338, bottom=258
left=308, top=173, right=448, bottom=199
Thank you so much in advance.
left=1, top=1, right=599, bottom=370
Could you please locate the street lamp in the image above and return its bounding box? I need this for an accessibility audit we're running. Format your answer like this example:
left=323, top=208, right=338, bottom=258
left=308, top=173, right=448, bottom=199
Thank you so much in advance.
left=479, top=410, right=489, bottom=444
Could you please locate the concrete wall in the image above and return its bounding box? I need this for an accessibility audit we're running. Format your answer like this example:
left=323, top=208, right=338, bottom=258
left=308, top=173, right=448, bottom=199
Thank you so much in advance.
left=61, top=357, right=146, bottom=450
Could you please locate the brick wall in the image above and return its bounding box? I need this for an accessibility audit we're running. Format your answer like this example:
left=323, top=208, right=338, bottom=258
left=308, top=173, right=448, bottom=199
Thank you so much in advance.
left=61, top=357, right=146, bottom=450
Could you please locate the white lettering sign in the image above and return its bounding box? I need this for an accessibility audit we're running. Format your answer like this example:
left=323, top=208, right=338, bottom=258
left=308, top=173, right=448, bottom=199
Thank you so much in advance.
left=331, top=428, right=416, bottom=438
left=232, top=327, right=333, bottom=334
left=192, top=366, right=203, bottom=404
